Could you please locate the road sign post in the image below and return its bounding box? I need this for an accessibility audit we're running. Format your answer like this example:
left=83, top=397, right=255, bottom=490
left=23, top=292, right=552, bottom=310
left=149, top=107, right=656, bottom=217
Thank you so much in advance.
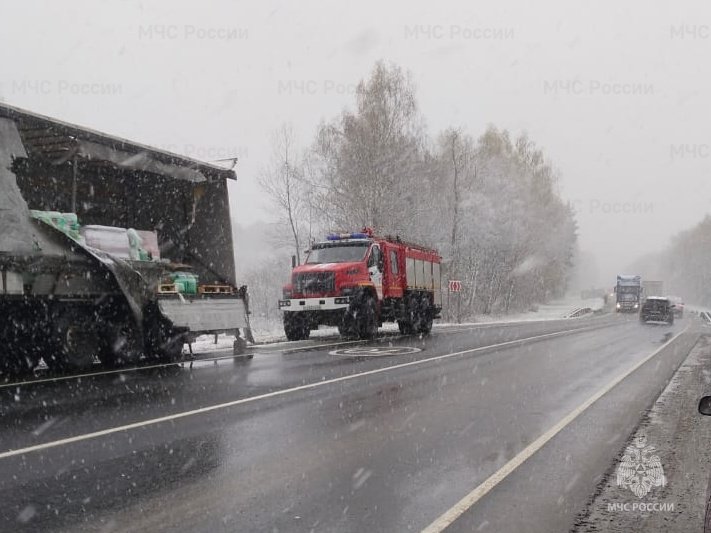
left=448, top=280, right=462, bottom=323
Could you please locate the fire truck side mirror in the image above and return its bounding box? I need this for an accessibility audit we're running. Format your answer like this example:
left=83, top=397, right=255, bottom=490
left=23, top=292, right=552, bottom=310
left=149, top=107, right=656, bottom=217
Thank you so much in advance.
left=291, top=255, right=297, bottom=268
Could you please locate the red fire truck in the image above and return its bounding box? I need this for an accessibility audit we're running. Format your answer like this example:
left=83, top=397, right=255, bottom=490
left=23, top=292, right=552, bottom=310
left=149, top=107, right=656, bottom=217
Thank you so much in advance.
left=278, top=229, right=442, bottom=340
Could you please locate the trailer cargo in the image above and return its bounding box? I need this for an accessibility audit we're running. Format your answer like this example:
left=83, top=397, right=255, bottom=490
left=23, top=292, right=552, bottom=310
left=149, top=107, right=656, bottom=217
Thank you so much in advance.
left=0, top=103, right=251, bottom=375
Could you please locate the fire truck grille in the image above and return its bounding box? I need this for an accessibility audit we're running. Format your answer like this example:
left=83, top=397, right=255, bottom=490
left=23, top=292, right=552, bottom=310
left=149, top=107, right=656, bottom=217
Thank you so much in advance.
left=294, top=272, right=335, bottom=295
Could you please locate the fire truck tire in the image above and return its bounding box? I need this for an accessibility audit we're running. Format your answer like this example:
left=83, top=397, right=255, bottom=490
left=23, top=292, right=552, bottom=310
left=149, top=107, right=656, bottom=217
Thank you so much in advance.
left=284, top=313, right=310, bottom=341
left=338, top=323, right=354, bottom=338
left=398, top=320, right=414, bottom=335
left=413, top=296, right=433, bottom=335
left=357, top=296, right=378, bottom=340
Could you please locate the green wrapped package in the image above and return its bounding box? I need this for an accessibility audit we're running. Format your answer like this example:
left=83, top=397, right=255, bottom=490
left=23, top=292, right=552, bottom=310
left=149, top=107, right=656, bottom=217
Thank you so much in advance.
left=29, top=210, right=82, bottom=241
left=171, top=272, right=198, bottom=295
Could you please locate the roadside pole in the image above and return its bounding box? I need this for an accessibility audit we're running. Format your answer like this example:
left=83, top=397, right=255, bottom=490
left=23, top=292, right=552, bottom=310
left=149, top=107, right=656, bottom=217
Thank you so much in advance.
left=448, top=280, right=462, bottom=324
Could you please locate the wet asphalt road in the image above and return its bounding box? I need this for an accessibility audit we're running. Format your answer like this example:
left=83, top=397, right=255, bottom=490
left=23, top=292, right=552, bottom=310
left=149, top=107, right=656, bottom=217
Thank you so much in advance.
left=0, top=314, right=695, bottom=532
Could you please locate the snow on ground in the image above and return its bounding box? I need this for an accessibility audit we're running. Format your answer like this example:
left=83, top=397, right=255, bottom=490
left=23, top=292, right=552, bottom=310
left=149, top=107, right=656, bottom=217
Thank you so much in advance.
left=471, top=296, right=605, bottom=324
left=186, top=295, right=606, bottom=353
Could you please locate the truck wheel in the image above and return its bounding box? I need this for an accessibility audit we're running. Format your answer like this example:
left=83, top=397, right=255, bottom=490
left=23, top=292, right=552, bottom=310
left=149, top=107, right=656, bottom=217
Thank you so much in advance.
left=284, top=313, right=310, bottom=341
left=0, top=346, right=40, bottom=377
left=398, top=320, right=414, bottom=335
left=418, top=307, right=433, bottom=335
left=100, top=323, right=141, bottom=367
left=357, top=296, right=378, bottom=340
left=0, top=322, right=41, bottom=376
left=338, top=322, right=355, bottom=338
left=143, top=304, right=186, bottom=363
left=411, top=296, right=433, bottom=335
left=46, top=314, right=99, bottom=371
left=151, top=333, right=185, bottom=363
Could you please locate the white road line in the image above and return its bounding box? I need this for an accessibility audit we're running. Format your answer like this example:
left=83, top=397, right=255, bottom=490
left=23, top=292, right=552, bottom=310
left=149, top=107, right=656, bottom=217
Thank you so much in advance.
left=420, top=325, right=690, bottom=533
left=0, top=317, right=610, bottom=390
left=280, top=338, right=369, bottom=353
left=0, top=322, right=614, bottom=460
left=0, top=352, right=236, bottom=390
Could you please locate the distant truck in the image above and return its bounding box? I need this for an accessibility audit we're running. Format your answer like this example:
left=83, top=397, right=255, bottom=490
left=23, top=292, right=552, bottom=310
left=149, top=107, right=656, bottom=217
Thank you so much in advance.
left=642, top=280, right=664, bottom=298
left=615, top=275, right=642, bottom=312
left=278, top=229, right=442, bottom=340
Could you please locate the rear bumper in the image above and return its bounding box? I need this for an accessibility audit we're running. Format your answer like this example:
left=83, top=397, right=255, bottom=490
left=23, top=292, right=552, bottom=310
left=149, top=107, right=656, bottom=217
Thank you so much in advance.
left=278, top=296, right=351, bottom=312
left=158, top=297, right=250, bottom=333
left=616, top=303, right=639, bottom=312
left=641, top=312, right=671, bottom=321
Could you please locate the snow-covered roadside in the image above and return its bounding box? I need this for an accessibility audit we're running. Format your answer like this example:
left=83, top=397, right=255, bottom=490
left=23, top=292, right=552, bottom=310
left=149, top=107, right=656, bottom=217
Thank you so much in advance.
left=468, top=296, right=605, bottom=323
left=186, top=296, right=606, bottom=354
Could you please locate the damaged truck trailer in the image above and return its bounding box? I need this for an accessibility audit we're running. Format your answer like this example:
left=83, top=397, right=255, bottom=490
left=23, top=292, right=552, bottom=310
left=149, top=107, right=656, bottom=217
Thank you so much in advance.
left=0, top=104, right=251, bottom=375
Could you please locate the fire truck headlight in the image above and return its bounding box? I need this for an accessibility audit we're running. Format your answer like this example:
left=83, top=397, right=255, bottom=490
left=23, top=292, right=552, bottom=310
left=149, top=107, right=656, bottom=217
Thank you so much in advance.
left=335, top=297, right=351, bottom=305
left=279, top=300, right=291, bottom=307
left=616, top=303, right=621, bottom=309
left=634, top=303, right=639, bottom=309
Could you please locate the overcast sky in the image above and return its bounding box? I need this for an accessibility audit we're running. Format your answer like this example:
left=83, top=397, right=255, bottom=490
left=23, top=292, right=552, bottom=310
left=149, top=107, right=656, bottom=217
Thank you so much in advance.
left=2, top=0, right=710, bottom=286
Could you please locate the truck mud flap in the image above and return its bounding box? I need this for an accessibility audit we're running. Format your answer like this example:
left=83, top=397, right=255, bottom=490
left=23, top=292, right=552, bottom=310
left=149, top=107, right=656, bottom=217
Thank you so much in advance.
left=158, top=298, right=250, bottom=332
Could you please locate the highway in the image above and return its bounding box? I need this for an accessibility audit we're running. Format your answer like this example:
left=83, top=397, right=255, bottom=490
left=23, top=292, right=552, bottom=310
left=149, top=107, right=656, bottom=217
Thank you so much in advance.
left=0, top=314, right=699, bottom=532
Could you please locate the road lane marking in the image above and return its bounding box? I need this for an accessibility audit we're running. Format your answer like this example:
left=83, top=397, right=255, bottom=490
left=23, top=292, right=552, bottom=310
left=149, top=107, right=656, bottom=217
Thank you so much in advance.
left=0, top=335, right=399, bottom=388
left=332, top=347, right=422, bottom=357
left=0, top=322, right=622, bottom=460
left=420, top=325, right=690, bottom=533
left=0, top=352, right=238, bottom=390
left=0, top=316, right=613, bottom=390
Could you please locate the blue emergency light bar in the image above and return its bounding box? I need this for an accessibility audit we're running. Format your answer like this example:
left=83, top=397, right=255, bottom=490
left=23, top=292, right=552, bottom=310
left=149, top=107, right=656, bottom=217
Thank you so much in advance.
left=326, top=232, right=370, bottom=241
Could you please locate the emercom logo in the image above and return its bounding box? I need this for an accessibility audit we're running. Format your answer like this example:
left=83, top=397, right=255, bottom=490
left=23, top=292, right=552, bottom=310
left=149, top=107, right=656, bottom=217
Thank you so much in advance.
left=615, top=433, right=667, bottom=498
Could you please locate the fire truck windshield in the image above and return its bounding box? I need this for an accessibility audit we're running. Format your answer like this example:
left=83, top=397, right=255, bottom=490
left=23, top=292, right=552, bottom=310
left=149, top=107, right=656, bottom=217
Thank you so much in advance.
left=306, top=242, right=369, bottom=264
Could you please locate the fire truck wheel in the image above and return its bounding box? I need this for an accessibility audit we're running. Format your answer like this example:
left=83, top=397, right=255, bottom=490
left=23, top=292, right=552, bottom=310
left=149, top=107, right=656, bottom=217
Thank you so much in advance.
left=338, top=323, right=354, bottom=338
left=418, top=313, right=433, bottom=335
left=357, top=296, right=378, bottom=340
left=398, top=320, right=414, bottom=335
left=284, top=313, right=310, bottom=341
left=411, top=296, right=433, bottom=335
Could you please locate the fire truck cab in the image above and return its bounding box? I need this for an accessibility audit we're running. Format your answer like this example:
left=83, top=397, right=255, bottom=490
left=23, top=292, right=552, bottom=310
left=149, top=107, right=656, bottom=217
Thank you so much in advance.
left=278, top=229, right=442, bottom=340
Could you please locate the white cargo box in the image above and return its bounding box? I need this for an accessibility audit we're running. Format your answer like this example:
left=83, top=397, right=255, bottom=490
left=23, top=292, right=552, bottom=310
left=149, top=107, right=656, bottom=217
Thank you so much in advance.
left=80, top=225, right=160, bottom=260
left=1, top=271, right=23, bottom=294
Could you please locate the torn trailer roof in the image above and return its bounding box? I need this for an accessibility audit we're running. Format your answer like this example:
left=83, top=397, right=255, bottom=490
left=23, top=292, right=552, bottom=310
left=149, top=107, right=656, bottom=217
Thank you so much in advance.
left=0, top=102, right=239, bottom=286
left=0, top=102, right=236, bottom=183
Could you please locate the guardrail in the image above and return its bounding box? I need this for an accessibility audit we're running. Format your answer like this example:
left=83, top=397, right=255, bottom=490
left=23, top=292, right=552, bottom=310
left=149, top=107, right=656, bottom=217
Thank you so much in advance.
left=565, top=307, right=593, bottom=318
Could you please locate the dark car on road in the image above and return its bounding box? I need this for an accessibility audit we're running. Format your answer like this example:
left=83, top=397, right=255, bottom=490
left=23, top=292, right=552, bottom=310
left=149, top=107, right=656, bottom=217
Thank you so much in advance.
left=639, top=296, right=674, bottom=325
